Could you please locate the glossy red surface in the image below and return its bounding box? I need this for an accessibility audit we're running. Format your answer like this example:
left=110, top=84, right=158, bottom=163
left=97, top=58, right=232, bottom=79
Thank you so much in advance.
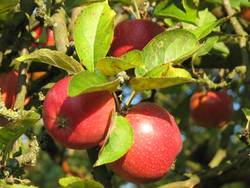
left=109, top=102, right=182, bottom=183
left=109, top=20, right=164, bottom=57
left=43, top=76, right=115, bottom=149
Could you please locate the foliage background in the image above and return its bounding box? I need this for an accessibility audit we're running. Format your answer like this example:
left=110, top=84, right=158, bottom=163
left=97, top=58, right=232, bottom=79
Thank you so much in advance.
left=0, top=0, right=250, bottom=188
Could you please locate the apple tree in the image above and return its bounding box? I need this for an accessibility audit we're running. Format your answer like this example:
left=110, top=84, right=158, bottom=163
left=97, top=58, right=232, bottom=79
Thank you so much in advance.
left=0, top=0, right=250, bottom=188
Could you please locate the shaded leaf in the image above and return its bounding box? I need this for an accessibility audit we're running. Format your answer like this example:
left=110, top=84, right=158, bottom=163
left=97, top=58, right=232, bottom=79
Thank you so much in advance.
left=130, top=77, right=195, bottom=91
left=0, top=111, right=40, bottom=155
left=16, top=49, right=83, bottom=74
left=154, top=0, right=197, bottom=24
left=0, top=0, right=17, bottom=21
left=59, top=176, right=103, bottom=188
left=74, top=1, right=115, bottom=72
left=135, top=29, right=199, bottom=77
left=96, top=53, right=142, bottom=76
left=192, top=16, right=229, bottom=40
left=194, top=36, right=219, bottom=57
left=182, top=0, right=198, bottom=19
left=68, top=71, right=120, bottom=97
left=94, top=115, right=133, bottom=166
left=242, top=108, right=250, bottom=121
left=121, top=50, right=143, bottom=64
left=0, top=180, right=38, bottom=188
left=145, top=64, right=192, bottom=78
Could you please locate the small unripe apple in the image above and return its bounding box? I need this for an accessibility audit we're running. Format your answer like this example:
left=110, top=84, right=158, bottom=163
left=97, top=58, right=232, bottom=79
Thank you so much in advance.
left=42, top=76, right=115, bottom=149
left=190, top=90, right=233, bottom=128
left=109, top=20, right=164, bottom=57
left=109, top=102, right=182, bottom=183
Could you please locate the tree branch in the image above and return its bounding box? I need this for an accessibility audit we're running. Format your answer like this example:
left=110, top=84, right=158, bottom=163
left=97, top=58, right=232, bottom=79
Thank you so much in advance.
left=223, top=0, right=249, bottom=80
left=51, top=7, right=69, bottom=52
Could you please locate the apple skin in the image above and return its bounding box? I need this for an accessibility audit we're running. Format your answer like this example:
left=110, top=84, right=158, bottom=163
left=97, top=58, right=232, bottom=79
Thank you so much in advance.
left=0, top=71, right=19, bottom=125
left=108, top=102, right=182, bottom=183
left=31, top=27, right=55, bottom=47
left=32, top=26, right=43, bottom=41
left=45, top=28, right=55, bottom=46
left=190, top=91, right=233, bottom=128
left=241, top=7, right=250, bottom=22
left=0, top=71, right=19, bottom=109
left=109, top=20, right=164, bottom=57
left=42, top=76, right=115, bottom=149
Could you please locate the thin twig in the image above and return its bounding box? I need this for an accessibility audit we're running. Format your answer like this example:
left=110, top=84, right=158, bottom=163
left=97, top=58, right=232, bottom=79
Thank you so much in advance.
left=132, top=0, right=141, bottom=19
left=125, top=90, right=137, bottom=107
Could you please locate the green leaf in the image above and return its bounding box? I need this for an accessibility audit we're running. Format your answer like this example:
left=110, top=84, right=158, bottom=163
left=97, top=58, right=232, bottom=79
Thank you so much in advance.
left=130, top=77, right=195, bottom=91
left=96, top=50, right=143, bottom=76
left=59, top=177, right=103, bottom=188
left=132, top=64, right=195, bottom=91
left=194, top=36, right=219, bottom=57
left=121, top=50, right=142, bottom=64
left=0, top=180, right=38, bottom=188
left=94, top=115, right=133, bottom=166
left=145, top=64, right=192, bottom=78
left=68, top=71, right=120, bottom=96
left=16, top=49, right=83, bottom=74
left=74, top=1, right=115, bottom=72
left=154, top=0, right=197, bottom=24
left=0, top=111, right=40, bottom=155
left=182, top=0, right=198, bottom=19
left=135, top=29, right=199, bottom=77
left=0, top=0, right=18, bottom=21
left=192, top=16, right=229, bottom=40
left=213, top=42, right=230, bottom=58
left=242, top=108, right=250, bottom=121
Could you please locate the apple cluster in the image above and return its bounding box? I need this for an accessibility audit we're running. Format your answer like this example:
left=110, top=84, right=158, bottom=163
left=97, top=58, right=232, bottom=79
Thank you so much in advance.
left=41, top=19, right=233, bottom=184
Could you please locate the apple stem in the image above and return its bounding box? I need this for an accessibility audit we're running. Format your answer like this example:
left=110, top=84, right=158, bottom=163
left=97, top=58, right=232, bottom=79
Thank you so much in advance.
left=113, top=92, right=122, bottom=113
left=132, top=0, right=141, bottom=19
left=125, top=90, right=137, bottom=107
left=14, top=48, right=28, bottom=110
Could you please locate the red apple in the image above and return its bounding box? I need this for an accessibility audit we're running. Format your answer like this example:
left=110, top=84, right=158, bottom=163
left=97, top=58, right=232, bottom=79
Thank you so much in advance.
left=45, top=28, right=55, bottom=46
left=0, top=71, right=19, bottom=109
left=0, top=71, right=19, bottom=125
left=241, top=7, right=250, bottom=22
left=109, top=102, right=182, bottom=183
left=42, top=76, right=115, bottom=149
left=190, top=90, right=233, bottom=128
left=109, top=20, right=164, bottom=57
left=31, top=27, right=55, bottom=47
left=31, top=26, right=43, bottom=41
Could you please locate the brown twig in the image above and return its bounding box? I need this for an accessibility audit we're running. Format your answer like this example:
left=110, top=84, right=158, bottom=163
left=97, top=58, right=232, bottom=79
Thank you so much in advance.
left=51, top=7, right=69, bottom=52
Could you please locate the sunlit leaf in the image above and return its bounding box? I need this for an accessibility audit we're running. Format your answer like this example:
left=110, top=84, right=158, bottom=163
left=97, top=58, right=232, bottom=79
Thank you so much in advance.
left=59, top=176, right=103, bottom=188
left=16, top=49, right=83, bottom=74
left=135, top=29, right=199, bottom=77
left=95, top=114, right=133, bottom=166
left=74, top=1, right=115, bottom=72
left=68, top=71, right=120, bottom=96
